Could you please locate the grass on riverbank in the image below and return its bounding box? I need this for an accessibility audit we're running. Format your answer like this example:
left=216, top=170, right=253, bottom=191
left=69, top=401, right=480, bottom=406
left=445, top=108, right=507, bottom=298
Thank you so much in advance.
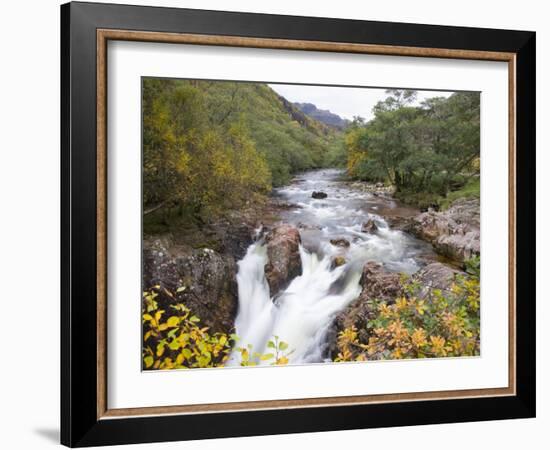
left=439, top=178, right=480, bottom=210
left=395, top=177, right=480, bottom=211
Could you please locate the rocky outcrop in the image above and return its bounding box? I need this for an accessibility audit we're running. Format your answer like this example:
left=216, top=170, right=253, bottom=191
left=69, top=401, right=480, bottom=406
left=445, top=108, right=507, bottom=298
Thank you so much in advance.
left=326, top=260, right=464, bottom=357
left=359, top=262, right=405, bottom=301
left=208, top=220, right=256, bottom=261
left=384, top=215, right=411, bottom=231
left=143, top=238, right=239, bottom=334
left=412, top=262, right=461, bottom=300
left=264, top=225, right=302, bottom=296
left=407, top=198, right=480, bottom=264
left=326, top=262, right=404, bottom=355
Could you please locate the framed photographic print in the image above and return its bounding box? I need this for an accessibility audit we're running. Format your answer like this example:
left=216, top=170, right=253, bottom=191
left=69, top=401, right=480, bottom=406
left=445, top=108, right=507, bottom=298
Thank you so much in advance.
left=60, top=1, right=536, bottom=447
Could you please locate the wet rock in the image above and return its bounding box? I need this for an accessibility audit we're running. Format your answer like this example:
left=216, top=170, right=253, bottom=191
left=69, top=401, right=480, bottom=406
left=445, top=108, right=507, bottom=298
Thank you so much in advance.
left=330, top=238, right=351, bottom=248
left=210, top=220, right=256, bottom=261
left=384, top=215, right=411, bottom=231
left=358, top=262, right=404, bottom=302
left=331, top=256, right=347, bottom=269
left=361, top=219, right=378, bottom=234
left=270, top=200, right=298, bottom=210
left=297, top=222, right=321, bottom=230
left=408, top=198, right=480, bottom=264
left=264, top=225, right=302, bottom=296
left=312, top=191, right=328, bottom=199
left=143, top=239, right=239, bottom=334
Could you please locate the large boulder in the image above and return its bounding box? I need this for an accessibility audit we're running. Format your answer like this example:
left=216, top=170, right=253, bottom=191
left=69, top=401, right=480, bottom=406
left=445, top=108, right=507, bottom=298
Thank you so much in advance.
left=264, top=225, right=302, bottom=296
left=407, top=198, right=480, bottom=264
left=143, top=239, right=239, bottom=335
left=312, top=191, right=328, bottom=199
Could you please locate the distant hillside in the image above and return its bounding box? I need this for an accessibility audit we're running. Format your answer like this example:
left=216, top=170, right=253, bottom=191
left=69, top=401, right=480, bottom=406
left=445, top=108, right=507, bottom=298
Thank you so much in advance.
left=294, top=102, right=349, bottom=129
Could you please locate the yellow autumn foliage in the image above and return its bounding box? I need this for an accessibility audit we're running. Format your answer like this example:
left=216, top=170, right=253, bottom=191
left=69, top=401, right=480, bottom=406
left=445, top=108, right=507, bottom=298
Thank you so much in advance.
left=142, top=287, right=293, bottom=370
left=335, top=260, right=480, bottom=362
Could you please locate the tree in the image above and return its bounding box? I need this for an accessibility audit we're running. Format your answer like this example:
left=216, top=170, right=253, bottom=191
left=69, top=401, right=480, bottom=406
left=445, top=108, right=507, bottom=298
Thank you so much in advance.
left=344, top=90, right=480, bottom=205
left=142, top=79, right=272, bottom=223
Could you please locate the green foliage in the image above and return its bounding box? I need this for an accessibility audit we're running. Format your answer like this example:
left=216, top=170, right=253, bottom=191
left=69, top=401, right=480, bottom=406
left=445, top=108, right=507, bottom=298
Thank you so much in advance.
left=439, top=177, right=480, bottom=210
left=142, top=288, right=235, bottom=369
left=143, top=79, right=274, bottom=226
left=142, top=287, right=293, bottom=369
left=143, top=78, right=345, bottom=229
left=207, top=82, right=343, bottom=186
left=335, top=258, right=480, bottom=362
left=393, top=190, right=444, bottom=211
left=236, top=336, right=294, bottom=366
left=345, top=89, right=480, bottom=206
left=464, top=255, right=481, bottom=279
left=323, top=133, right=348, bottom=168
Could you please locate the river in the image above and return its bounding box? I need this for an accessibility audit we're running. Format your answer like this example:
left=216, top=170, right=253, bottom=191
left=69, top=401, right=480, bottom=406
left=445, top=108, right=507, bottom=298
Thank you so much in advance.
left=230, top=169, right=436, bottom=366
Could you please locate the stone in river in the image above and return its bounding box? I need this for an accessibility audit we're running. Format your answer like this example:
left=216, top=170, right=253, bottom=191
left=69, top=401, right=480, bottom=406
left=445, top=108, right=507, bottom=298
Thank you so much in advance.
left=331, top=256, right=346, bottom=269
left=311, top=191, right=328, bottom=199
left=330, top=238, right=350, bottom=248
left=361, top=219, right=378, bottom=234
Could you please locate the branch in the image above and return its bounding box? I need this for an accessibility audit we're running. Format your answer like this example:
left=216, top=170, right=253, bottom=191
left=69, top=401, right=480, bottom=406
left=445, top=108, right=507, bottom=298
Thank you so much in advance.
left=143, top=199, right=172, bottom=216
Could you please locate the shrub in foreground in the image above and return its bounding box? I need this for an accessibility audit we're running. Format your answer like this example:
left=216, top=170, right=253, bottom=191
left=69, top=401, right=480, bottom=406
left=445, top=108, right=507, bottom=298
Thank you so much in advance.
left=142, top=286, right=292, bottom=369
left=335, top=259, right=480, bottom=362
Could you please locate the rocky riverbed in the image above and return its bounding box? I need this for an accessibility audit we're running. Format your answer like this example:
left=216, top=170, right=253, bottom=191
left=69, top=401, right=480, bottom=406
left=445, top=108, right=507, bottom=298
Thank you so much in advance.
left=142, top=169, right=480, bottom=361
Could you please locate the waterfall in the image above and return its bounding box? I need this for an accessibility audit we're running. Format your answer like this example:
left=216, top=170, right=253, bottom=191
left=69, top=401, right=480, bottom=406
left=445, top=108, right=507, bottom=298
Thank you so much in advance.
left=230, top=242, right=362, bottom=365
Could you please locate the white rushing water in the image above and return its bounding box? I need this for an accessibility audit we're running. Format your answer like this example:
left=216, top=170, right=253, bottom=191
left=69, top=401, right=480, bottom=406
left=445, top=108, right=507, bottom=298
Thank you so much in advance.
left=230, top=169, right=435, bottom=366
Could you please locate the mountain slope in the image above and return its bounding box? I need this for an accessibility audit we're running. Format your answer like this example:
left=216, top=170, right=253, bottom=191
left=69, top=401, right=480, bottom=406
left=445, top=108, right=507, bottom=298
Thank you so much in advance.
left=294, top=102, right=349, bottom=129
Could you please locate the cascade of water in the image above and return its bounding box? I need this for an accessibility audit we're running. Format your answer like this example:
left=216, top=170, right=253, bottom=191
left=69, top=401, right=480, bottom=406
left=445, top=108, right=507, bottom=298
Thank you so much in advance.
left=231, top=243, right=361, bottom=365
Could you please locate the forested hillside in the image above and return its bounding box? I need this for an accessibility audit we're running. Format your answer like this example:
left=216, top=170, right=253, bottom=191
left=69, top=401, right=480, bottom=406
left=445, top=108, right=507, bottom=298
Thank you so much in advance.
left=143, top=78, right=344, bottom=228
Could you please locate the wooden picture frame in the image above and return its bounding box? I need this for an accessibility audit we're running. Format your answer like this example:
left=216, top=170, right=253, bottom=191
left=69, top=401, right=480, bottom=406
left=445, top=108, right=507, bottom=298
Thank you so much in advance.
left=61, top=1, right=535, bottom=447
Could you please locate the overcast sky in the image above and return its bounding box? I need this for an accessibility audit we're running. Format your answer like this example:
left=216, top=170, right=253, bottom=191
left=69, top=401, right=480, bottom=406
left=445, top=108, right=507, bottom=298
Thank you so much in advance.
left=269, top=84, right=453, bottom=121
